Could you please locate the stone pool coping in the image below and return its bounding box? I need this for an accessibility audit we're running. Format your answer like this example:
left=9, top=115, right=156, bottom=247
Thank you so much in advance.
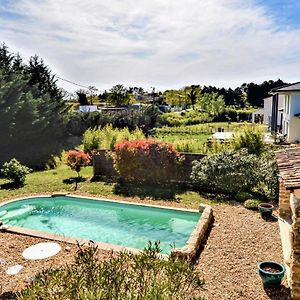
left=0, top=193, right=213, bottom=259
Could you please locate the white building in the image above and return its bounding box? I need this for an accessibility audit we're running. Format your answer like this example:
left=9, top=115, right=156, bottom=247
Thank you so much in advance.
left=263, top=95, right=284, bottom=129
left=270, top=82, right=300, bottom=143
left=78, top=105, right=99, bottom=112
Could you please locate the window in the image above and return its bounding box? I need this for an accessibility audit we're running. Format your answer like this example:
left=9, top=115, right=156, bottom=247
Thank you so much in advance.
left=285, top=94, right=290, bottom=114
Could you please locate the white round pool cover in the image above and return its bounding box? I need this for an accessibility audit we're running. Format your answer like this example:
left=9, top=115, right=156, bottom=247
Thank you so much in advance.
left=22, top=242, right=61, bottom=260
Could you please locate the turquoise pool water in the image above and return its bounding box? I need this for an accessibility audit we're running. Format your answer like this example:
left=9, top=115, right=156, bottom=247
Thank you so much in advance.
left=0, top=196, right=200, bottom=254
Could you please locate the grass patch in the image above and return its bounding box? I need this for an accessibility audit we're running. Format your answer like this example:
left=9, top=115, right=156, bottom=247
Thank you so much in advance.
left=0, top=165, right=221, bottom=208
left=0, top=166, right=114, bottom=201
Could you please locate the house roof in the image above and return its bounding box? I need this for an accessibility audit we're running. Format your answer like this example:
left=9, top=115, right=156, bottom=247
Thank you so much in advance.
left=275, top=146, right=300, bottom=189
left=271, top=82, right=300, bottom=93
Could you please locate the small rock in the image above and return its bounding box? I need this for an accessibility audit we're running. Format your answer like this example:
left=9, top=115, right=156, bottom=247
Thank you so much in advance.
left=6, top=264, right=23, bottom=275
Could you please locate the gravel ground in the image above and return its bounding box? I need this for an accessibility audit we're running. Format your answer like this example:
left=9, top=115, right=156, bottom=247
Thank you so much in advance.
left=0, top=201, right=290, bottom=300
left=198, top=204, right=290, bottom=300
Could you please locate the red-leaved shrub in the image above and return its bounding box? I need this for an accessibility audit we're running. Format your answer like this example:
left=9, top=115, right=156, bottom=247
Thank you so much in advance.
left=66, top=150, right=91, bottom=177
left=114, top=139, right=183, bottom=184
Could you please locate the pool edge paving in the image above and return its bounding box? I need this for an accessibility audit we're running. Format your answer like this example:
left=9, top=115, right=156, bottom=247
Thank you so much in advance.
left=0, top=193, right=213, bottom=259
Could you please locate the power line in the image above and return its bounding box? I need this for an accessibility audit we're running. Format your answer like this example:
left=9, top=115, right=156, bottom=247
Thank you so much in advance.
left=54, top=75, right=90, bottom=89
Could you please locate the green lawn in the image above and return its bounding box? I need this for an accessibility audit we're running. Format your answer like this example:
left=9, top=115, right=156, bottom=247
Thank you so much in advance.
left=154, top=122, right=252, bottom=153
left=0, top=165, right=216, bottom=208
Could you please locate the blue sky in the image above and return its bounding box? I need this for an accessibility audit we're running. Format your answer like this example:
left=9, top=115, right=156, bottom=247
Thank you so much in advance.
left=257, top=0, right=300, bottom=28
left=0, top=0, right=300, bottom=92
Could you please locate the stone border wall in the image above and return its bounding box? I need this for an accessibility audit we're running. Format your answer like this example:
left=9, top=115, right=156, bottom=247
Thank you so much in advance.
left=278, top=183, right=300, bottom=299
left=288, top=190, right=300, bottom=300
left=93, top=150, right=205, bottom=182
left=171, top=204, right=213, bottom=259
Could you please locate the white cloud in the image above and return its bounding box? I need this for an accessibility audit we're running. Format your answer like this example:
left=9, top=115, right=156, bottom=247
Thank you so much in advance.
left=1, top=0, right=300, bottom=91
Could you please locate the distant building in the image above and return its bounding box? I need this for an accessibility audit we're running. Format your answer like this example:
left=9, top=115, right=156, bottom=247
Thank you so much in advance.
left=269, top=82, right=300, bottom=143
left=78, top=105, right=99, bottom=113
left=263, top=95, right=284, bottom=130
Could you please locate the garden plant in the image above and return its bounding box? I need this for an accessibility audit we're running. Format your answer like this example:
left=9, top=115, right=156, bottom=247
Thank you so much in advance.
left=1, top=158, right=31, bottom=187
left=17, top=242, right=204, bottom=300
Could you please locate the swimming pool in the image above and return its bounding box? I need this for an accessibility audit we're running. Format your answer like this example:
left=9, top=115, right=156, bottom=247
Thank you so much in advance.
left=0, top=195, right=205, bottom=254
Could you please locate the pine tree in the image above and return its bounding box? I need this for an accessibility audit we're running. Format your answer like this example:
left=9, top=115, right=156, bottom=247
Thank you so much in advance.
left=0, top=44, right=70, bottom=168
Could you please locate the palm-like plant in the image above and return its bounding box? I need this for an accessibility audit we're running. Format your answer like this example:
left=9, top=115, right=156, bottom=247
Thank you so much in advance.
left=187, top=89, right=198, bottom=109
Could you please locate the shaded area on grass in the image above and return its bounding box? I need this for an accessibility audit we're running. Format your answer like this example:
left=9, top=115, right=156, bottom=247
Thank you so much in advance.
left=62, top=177, right=87, bottom=184
left=0, top=182, right=23, bottom=190
left=113, top=181, right=182, bottom=200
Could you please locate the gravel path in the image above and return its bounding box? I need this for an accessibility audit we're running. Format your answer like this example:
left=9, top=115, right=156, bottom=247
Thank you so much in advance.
left=0, top=202, right=290, bottom=299
left=198, top=204, right=290, bottom=300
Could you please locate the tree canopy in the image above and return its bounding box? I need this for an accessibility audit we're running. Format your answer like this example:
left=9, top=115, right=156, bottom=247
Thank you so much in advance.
left=108, top=84, right=132, bottom=106
left=0, top=43, right=70, bottom=168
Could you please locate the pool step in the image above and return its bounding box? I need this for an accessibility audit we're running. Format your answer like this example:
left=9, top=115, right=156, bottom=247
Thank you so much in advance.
left=1, top=205, right=35, bottom=221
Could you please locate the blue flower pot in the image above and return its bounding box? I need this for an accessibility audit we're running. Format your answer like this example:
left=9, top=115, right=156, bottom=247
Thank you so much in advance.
left=258, top=203, right=273, bottom=219
left=258, top=261, right=285, bottom=287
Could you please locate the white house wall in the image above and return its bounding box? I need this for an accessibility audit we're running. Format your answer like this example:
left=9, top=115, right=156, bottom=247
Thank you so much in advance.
left=282, top=92, right=300, bottom=143
left=288, top=118, right=300, bottom=142
left=263, top=97, right=272, bottom=124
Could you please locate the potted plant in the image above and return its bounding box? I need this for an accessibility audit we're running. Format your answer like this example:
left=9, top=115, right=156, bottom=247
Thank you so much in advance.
left=258, top=203, right=274, bottom=219
left=257, top=261, right=285, bottom=287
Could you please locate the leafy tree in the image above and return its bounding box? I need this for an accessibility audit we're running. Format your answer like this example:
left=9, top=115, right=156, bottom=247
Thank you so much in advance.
left=66, top=150, right=90, bottom=177
left=241, top=79, right=287, bottom=107
left=108, top=84, right=131, bottom=106
left=199, top=92, right=225, bottom=117
left=98, top=90, right=109, bottom=102
left=76, top=89, right=89, bottom=105
left=87, top=85, right=98, bottom=105
left=163, top=89, right=186, bottom=107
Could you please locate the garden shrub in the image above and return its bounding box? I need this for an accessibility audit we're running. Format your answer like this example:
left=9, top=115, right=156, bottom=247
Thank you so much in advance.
left=1, top=158, right=31, bottom=186
left=17, top=242, right=204, bottom=300
left=255, top=151, right=279, bottom=200
left=232, top=125, right=265, bottom=156
left=66, top=150, right=90, bottom=177
left=191, top=149, right=279, bottom=199
left=213, top=108, right=253, bottom=122
left=83, top=125, right=145, bottom=153
left=235, top=191, right=254, bottom=202
left=244, top=199, right=261, bottom=210
left=162, top=111, right=211, bottom=127
left=114, top=139, right=183, bottom=184
left=191, top=149, right=258, bottom=195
